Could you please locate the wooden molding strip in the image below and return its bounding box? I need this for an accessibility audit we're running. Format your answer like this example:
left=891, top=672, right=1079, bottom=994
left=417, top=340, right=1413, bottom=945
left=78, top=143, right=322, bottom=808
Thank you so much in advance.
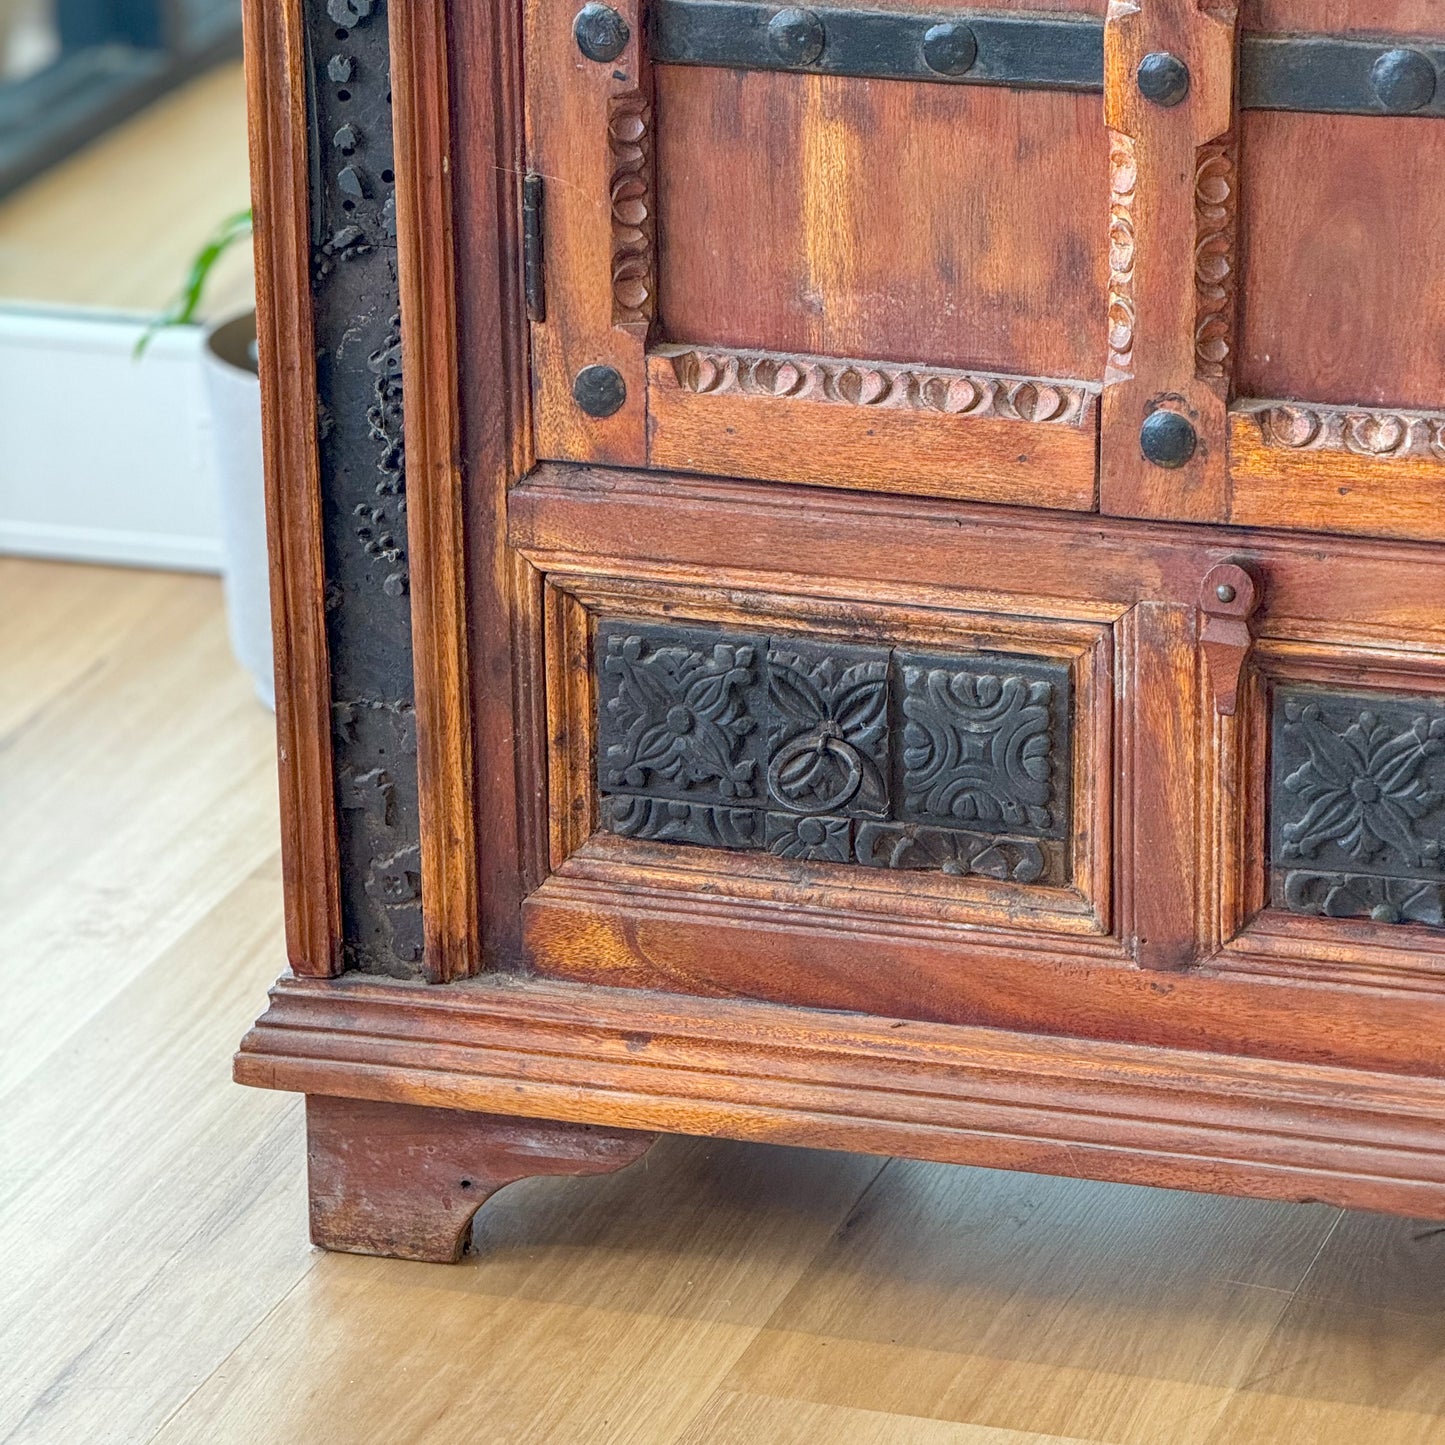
left=1238, top=400, right=1445, bottom=462
left=1099, top=0, right=1238, bottom=522
left=509, top=465, right=1445, bottom=645
left=391, top=0, right=480, bottom=981
left=237, top=974, right=1445, bottom=1218
left=1228, top=404, right=1445, bottom=545
left=242, top=0, right=342, bottom=975
left=657, top=345, right=1098, bottom=426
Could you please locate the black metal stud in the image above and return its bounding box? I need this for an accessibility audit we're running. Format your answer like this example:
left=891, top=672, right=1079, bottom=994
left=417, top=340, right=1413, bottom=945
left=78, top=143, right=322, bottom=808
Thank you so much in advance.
left=768, top=7, right=825, bottom=66
left=1371, top=48, right=1436, bottom=113
left=574, top=3, right=630, bottom=62
left=1140, top=410, right=1197, bottom=469
left=1137, top=50, right=1190, bottom=106
left=573, top=365, right=627, bottom=418
left=921, top=21, right=977, bottom=77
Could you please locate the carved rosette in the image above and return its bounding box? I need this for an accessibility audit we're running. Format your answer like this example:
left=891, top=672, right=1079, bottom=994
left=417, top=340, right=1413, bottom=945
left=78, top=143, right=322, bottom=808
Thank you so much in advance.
left=664, top=347, right=1094, bottom=427
left=898, top=664, right=1059, bottom=833
left=1272, top=688, right=1445, bottom=929
left=608, top=92, right=655, bottom=332
left=1106, top=131, right=1137, bottom=382
left=1245, top=403, right=1445, bottom=461
left=1193, top=142, right=1236, bottom=381
left=595, top=622, right=1072, bottom=884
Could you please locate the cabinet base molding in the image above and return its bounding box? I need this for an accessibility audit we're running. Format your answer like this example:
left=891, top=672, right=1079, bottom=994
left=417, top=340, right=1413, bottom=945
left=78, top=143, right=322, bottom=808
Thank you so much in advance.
left=238, top=975, right=1445, bottom=1241
left=306, top=1093, right=656, bottom=1262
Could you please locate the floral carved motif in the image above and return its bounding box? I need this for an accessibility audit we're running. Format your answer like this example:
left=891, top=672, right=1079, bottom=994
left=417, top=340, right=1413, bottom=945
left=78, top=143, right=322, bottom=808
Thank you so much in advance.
left=854, top=822, right=1049, bottom=884
left=601, top=795, right=764, bottom=850
left=608, top=92, right=654, bottom=331
left=663, top=347, right=1095, bottom=427
left=599, top=629, right=761, bottom=802
left=594, top=623, right=1072, bottom=883
left=1194, top=143, right=1236, bottom=381
left=1246, top=403, right=1445, bottom=461
left=767, top=646, right=889, bottom=818
left=898, top=659, right=1062, bottom=836
left=1106, top=131, right=1137, bottom=381
left=1272, top=688, right=1445, bottom=930
left=1282, top=871, right=1445, bottom=929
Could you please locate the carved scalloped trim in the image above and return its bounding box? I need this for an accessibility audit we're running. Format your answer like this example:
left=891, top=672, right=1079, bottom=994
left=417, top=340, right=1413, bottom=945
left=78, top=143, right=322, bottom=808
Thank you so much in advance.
left=1106, top=130, right=1137, bottom=382
left=661, top=347, right=1096, bottom=427
left=1243, top=402, right=1445, bottom=461
left=1194, top=142, right=1236, bottom=382
left=608, top=92, right=654, bottom=332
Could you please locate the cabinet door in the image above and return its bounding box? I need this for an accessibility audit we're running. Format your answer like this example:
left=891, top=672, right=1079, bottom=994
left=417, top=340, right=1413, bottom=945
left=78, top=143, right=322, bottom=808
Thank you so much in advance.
left=524, top=0, right=1109, bottom=509
left=1099, top=0, right=1445, bottom=529
left=524, top=0, right=1445, bottom=529
left=1224, top=1, right=1445, bottom=542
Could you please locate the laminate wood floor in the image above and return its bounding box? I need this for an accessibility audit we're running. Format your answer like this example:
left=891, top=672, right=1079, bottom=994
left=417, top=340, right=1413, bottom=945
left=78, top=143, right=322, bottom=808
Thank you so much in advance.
left=4, top=556, right=1445, bottom=1445
left=0, top=63, right=253, bottom=315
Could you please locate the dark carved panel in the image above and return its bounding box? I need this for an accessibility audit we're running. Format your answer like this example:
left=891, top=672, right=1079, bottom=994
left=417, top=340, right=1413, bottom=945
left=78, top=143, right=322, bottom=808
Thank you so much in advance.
left=307, top=0, right=422, bottom=974
left=596, top=621, right=1072, bottom=884
left=1271, top=687, right=1445, bottom=929
left=897, top=651, right=1067, bottom=837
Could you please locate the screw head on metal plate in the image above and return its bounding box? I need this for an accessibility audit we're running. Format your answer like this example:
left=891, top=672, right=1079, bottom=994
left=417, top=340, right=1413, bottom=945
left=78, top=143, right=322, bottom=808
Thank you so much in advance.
left=1371, top=48, right=1436, bottom=114
left=921, top=21, right=977, bottom=77
left=768, top=7, right=825, bottom=66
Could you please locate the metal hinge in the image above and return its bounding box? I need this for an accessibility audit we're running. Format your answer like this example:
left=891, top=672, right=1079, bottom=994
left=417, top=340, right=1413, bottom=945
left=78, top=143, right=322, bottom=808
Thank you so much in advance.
left=523, top=172, right=545, bottom=323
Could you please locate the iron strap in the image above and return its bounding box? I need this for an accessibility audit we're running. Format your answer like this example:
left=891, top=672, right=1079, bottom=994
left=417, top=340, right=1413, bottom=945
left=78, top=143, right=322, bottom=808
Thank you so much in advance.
left=649, top=1, right=1445, bottom=119
left=650, top=1, right=1102, bottom=91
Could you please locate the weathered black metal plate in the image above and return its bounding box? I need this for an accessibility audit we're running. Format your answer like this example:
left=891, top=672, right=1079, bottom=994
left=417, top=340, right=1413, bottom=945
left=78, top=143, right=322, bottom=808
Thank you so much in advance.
left=1241, top=36, right=1445, bottom=119
left=595, top=621, right=1072, bottom=885
left=305, top=0, right=425, bottom=976
left=649, top=1, right=1103, bottom=91
left=1271, top=686, right=1445, bottom=929
left=650, top=1, right=1445, bottom=119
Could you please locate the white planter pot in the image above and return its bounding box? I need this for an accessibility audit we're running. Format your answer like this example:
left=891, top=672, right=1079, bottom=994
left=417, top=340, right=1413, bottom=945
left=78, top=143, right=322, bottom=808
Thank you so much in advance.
left=201, top=311, right=274, bottom=710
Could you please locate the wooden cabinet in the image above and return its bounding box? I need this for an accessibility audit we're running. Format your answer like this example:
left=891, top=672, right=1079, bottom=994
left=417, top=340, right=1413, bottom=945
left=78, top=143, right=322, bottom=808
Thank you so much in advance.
left=236, top=0, right=1445, bottom=1261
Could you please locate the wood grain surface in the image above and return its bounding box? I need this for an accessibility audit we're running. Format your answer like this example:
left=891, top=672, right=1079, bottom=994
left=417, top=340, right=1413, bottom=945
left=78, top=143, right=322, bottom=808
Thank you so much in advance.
left=242, top=0, right=342, bottom=976
left=1242, top=0, right=1443, bottom=33
left=390, top=0, right=479, bottom=982
left=654, top=68, right=1107, bottom=381
left=1236, top=112, right=1445, bottom=413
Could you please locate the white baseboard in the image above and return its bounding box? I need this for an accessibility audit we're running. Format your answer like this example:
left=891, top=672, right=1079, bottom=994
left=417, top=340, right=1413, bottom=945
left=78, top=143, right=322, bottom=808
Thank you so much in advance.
left=0, top=305, right=223, bottom=573
left=0, top=519, right=223, bottom=571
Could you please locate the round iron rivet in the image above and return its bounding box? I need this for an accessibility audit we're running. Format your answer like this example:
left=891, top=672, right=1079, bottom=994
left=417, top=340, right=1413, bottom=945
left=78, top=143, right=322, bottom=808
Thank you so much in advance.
left=1371, top=48, right=1436, bottom=113
left=921, top=21, right=977, bottom=77
left=768, top=7, right=825, bottom=66
left=573, top=3, right=629, bottom=63
left=1137, top=51, right=1190, bottom=107
left=1215, top=583, right=1237, bottom=604
left=1140, top=410, right=1197, bottom=469
left=573, top=364, right=627, bottom=418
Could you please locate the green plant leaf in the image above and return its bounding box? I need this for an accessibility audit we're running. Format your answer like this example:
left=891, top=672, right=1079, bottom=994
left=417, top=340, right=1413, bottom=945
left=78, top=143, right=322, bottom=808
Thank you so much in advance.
left=134, top=208, right=254, bottom=358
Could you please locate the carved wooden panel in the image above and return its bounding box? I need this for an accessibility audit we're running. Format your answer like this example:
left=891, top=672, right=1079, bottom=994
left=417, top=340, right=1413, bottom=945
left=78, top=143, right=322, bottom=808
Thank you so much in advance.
left=1236, top=112, right=1445, bottom=412
left=595, top=621, right=1072, bottom=885
left=1271, top=686, right=1445, bottom=929
left=653, top=66, right=1107, bottom=380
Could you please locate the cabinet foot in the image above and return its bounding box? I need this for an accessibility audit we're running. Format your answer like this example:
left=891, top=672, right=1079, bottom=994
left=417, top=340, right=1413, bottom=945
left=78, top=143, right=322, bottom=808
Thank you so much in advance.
left=305, top=1095, right=657, bottom=1262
